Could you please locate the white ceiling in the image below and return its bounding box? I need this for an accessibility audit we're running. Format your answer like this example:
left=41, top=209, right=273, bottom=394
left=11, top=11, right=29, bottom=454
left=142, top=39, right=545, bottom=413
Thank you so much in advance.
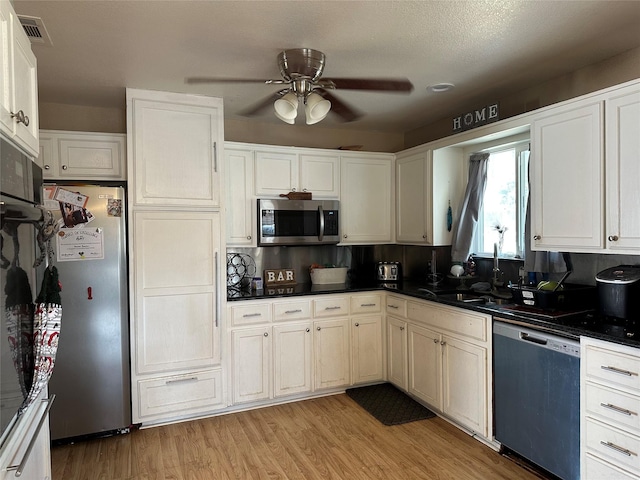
left=12, top=0, right=640, bottom=133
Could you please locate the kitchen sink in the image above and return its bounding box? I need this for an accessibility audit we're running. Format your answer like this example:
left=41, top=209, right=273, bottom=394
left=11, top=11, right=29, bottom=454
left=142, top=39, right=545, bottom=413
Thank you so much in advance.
left=439, top=292, right=513, bottom=306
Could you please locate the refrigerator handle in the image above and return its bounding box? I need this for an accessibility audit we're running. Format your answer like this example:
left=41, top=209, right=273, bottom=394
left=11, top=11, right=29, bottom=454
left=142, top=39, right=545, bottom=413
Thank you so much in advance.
left=215, top=251, right=219, bottom=328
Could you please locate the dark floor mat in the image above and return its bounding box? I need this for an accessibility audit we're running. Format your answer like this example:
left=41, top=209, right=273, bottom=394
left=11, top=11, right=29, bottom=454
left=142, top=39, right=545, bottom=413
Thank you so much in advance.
left=345, top=382, right=436, bottom=426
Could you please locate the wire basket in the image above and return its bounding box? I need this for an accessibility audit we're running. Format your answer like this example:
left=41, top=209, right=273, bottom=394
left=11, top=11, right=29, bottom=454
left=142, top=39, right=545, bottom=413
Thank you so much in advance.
left=226, top=253, right=256, bottom=290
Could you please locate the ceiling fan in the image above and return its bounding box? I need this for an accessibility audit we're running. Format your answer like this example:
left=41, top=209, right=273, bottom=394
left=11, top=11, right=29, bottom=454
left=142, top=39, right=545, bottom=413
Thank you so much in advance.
left=186, top=48, right=414, bottom=124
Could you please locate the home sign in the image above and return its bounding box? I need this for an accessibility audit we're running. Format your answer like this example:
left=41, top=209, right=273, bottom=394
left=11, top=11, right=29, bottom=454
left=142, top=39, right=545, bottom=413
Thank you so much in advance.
left=452, top=103, right=499, bottom=133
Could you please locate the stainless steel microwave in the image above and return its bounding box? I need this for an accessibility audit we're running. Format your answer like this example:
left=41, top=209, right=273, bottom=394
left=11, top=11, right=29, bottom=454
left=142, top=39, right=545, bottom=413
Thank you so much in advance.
left=258, top=199, right=340, bottom=246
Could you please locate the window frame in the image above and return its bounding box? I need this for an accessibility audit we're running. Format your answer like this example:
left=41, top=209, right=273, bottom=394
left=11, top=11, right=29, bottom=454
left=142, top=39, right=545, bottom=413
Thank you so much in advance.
left=470, top=138, right=530, bottom=259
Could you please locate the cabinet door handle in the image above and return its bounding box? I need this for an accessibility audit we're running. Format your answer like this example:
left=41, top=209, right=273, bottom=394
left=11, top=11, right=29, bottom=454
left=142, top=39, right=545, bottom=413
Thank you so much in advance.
left=433, top=338, right=439, bottom=343
left=600, top=441, right=637, bottom=457
left=213, top=141, right=218, bottom=173
left=317, top=326, right=321, bottom=331
left=214, top=252, right=219, bottom=327
left=242, top=313, right=262, bottom=318
left=399, top=326, right=404, bottom=331
left=600, top=403, right=637, bottom=416
left=387, top=304, right=399, bottom=309
left=285, top=309, right=302, bottom=314
left=264, top=332, right=269, bottom=337
left=8, top=395, right=55, bottom=477
left=355, top=323, right=359, bottom=327
left=601, top=365, right=638, bottom=377
left=166, top=376, right=198, bottom=385
left=306, top=328, right=310, bottom=333
left=533, top=235, right=541, bottom=240
left=10, top=110, right=29, bottom=126
left=44, top=164, right=50, bottom=170
left=62, top=165, right=68, bottom=170
left=360, top=303, right=376, bottom=307
left=325, top=306, right=341, bottom=311
left=247, top=236, right=252, bottom=240
left=440, top=340, right=446, bottom=346
left=608, top=235, right=619, bottom=242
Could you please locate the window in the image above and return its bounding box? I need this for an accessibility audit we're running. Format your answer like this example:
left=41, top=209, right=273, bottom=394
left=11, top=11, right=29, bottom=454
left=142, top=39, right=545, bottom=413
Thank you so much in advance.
left=473, top=141, right=529, bottom=258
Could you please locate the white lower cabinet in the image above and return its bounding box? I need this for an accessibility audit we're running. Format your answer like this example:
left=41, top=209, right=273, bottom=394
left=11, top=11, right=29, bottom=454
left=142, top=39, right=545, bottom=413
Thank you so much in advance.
left=229, top=293, right=387, bottom=406
left=581, top=337, right=640, bottom=479
left=387, top=295, right=491, bottom=439
left=138, top=370, right=224, bottom=419
left=314, top=318, right=351, bottom=390
left=274, top=322, right=313, bottom=397
left=232, top=327, right=272, bottom=404
left=408, top=323, right=441, bottom=409
left=387, top=316, right=408, bottom=390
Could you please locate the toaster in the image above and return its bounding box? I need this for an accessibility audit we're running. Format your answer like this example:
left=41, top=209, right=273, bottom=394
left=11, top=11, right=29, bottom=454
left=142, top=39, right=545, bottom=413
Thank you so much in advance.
left=376, top=262, right=402, bottom=282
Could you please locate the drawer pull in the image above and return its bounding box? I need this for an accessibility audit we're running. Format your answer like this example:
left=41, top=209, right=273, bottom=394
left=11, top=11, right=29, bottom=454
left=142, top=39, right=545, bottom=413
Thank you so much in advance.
left=601, top=403, right=638, bottom=416
left=285, top=309, right=303, bottom=314
left=242, top=313, right=262, bottom=318
left=600, top=441, right=637, bottom=457
left=325, top=306, right=342, bottom=310
left=360, top=303, right=376, bottom=307
left=601, top=365, right=638, bottom=377
left=166, top=376, right=198, bottom=385
left=387, top=304, right=399, bottom=309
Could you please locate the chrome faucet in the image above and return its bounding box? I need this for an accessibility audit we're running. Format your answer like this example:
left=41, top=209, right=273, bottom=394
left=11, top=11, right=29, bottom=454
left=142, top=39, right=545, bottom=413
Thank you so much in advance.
left=491, top=242, right=504, bottom=290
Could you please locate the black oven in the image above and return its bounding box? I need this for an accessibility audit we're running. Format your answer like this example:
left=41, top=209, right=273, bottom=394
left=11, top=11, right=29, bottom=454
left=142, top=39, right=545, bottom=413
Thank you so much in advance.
left=0, top=138, right=43, bottom=447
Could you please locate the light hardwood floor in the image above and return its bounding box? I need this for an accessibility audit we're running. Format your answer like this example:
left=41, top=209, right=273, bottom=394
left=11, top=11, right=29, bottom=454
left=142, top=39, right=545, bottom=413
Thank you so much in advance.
left=52, top=393, right=548, bottom=480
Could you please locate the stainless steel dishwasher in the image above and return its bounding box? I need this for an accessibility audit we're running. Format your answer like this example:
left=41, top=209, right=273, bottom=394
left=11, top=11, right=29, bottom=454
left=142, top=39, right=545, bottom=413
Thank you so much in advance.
left=493, top=320, right=580, bottom=480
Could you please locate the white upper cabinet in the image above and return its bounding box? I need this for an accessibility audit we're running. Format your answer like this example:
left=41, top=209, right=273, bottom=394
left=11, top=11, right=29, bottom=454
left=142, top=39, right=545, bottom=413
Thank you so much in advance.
left=395, top=146, right=463, bottom=245
left=605, top=84, right=640, bottom=252
left=340, top=154, right=394, bottom=244
left=127, top=89, right=223, bottom=207
left=531, top=80, right=640, bottom=254
left=531, top=98, right=604, bottom=251
left=225, top=147, right=255, bottom=246
left=254, top=147, right=339, bottom=198
left=37, top=130, right=126, bottom=180
left=0, top=0, right=39, bottom=156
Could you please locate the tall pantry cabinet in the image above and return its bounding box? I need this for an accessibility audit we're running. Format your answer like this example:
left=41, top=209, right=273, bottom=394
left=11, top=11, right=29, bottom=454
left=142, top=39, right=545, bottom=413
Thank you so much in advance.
left=126, top=89, right=226, bottom=425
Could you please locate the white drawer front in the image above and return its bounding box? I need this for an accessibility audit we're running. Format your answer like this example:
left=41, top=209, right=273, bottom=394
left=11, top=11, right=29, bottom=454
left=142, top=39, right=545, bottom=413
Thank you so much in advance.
left=313, top=296, right=349, bottom=318
left=386, top=295, right=407, bottom=317
left=585, top=345, right=640, bottom=393
left=138, top=369, right=224, bottom=419
left=585, top=418, right=640, bottom=473
left=273, top=300, right=311, bottom=322
left=586, top=381, right=640, bottom=434
left=585, top=453, right=640, bottom=480
left=350, top=294, right=381, bottom=314
left=408, top=302, right=486, bottom=342
left=231, top=303, right=272, bottom=326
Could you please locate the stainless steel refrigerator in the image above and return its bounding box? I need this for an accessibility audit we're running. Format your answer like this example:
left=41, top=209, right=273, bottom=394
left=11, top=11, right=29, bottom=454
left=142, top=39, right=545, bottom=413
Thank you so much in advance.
left=41, top=184, right=131, bottom=442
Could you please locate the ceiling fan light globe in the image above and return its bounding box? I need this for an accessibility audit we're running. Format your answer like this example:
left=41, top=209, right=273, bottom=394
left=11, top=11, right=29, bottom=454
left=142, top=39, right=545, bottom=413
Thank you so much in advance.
left=274, top=92, right=298, bottom=121
left=305, top=93, right=331, bottom=124
left=274, top=110, right=295, bottom=124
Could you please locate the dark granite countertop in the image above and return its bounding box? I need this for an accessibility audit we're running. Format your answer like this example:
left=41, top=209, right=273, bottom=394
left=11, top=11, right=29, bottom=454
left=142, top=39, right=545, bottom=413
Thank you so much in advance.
left=228, top=280, right=639, bottom=349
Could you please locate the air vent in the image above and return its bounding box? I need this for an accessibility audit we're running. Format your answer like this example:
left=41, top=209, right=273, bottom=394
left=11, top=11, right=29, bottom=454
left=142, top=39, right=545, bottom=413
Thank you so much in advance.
left=18, top=15, right=53, bottom=46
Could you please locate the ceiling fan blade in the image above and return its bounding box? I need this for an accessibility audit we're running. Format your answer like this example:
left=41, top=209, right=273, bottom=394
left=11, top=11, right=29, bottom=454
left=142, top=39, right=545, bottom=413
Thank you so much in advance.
left=238, top=91, right=286, bottom=117
left=317, top=90, right=362, bottom=122
left=319, top=77, right=413, bottom=92
left=185, top=77, right=286, bottom=85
